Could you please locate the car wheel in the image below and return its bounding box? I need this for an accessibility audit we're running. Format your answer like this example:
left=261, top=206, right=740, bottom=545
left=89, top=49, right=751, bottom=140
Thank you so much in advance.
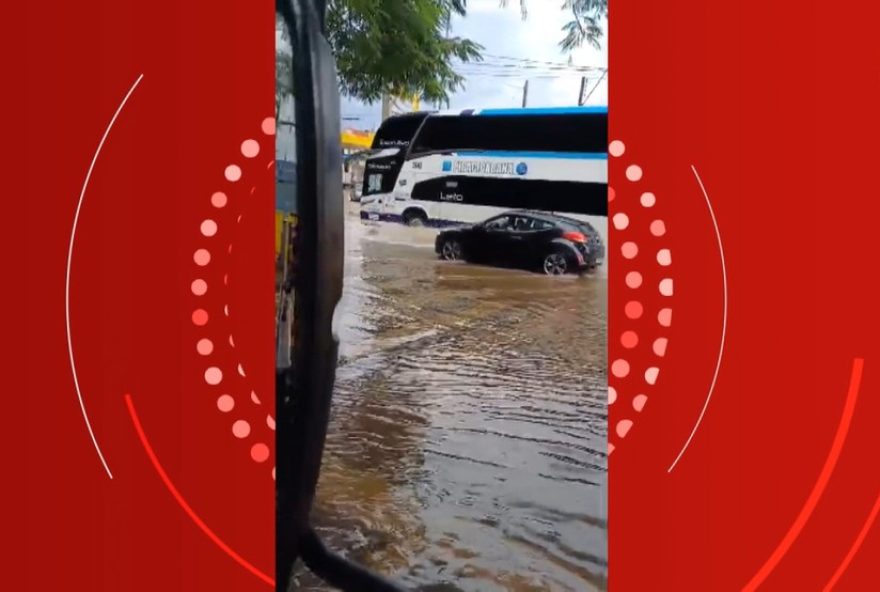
left=440, top=238, right=463, bottom=261
left=542, top=251, right=569, bottom=276
left=404, top=210, right=427, bottom=227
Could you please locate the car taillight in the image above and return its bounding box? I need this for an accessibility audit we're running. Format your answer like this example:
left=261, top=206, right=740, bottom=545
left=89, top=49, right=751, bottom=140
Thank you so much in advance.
left=562, top=231, right=587, bottom=243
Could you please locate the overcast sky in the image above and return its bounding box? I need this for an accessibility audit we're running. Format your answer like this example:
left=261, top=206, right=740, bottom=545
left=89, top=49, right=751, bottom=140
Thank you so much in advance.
left=341, top=0, right=608, bottom=129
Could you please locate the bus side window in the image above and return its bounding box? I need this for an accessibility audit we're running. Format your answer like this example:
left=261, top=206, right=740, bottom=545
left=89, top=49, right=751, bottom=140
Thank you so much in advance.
left=368, top=174, right=382, bottom=192
left=412, top=113, right=607, bottom=155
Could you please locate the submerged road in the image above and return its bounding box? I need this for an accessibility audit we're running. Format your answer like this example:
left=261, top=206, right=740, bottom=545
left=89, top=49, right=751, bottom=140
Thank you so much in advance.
left=294, top=203, right=607, bottom=591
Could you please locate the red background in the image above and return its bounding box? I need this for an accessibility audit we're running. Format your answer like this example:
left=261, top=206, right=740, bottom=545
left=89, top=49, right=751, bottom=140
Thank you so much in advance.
left=611, top=1, right=880, bottom=590
left=6, top=1, right=275, bottom=590
left=6, top=0, right=880, bottom=590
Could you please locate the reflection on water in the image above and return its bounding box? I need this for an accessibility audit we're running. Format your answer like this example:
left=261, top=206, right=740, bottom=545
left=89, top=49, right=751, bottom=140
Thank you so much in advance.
left=295, top=206, right=607, bottom=591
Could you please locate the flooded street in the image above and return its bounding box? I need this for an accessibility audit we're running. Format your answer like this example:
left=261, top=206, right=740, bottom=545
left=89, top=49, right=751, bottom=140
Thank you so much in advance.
left=298, top=203, right=607, bottom=591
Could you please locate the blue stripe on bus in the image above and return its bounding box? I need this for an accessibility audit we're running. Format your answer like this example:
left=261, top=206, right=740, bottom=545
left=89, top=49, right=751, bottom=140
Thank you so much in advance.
left=476, top=106, right=607, bottom=116
left=455, top=151, right=607, bottom=160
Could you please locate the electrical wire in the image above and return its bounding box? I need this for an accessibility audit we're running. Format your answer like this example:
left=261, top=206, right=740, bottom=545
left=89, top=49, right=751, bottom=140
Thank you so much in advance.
left=481, top=52, right=606, bottom=70
left=453, top=60, right=601, bottom=73
left=454, top=70, right=606, bottom=80
left=582, top=69, right=608, bottom=103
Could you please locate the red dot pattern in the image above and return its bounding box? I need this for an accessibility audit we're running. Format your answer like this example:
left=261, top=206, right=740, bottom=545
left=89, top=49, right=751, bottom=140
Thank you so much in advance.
left=189, top=117, right=277, bottom=478
left=609, top=140, right=674, bottom=454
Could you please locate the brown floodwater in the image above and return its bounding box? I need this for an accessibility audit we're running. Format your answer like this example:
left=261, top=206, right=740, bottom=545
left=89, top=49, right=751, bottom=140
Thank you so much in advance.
left=293, top=204, right=607, bottom=591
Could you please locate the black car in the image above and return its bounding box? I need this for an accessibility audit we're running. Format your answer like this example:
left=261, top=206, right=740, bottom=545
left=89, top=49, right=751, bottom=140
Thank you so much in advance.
left=435, top=211, right=605, bottom=275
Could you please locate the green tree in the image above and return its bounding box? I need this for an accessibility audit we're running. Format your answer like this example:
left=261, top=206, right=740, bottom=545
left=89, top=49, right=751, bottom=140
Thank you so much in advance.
left=276, top=13, right=293, bottom=119
left=277, top=1, right=608, bottom=107
left=559, top=0, right=608, bottom=51
left=326, top=0, right=482, bottom=103
left=506, top=0, right=608, bottom=50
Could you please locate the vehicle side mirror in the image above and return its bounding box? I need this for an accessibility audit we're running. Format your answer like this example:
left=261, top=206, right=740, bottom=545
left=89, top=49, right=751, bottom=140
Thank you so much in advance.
left=275, top=2, right=404, bottom=591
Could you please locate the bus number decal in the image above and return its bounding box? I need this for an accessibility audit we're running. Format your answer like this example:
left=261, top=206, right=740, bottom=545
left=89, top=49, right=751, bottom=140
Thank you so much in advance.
left=452, top=161, right=515, bottom=175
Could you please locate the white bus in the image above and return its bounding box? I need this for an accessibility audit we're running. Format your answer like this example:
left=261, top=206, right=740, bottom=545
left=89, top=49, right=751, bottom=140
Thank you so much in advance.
left=359, top=106, right=608, bottom=242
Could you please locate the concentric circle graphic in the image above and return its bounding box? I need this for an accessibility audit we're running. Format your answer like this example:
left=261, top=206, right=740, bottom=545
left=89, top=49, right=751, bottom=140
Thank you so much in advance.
left=189, top=118, right=277, bottom=479
left=608, top=140, right=673, bottom=455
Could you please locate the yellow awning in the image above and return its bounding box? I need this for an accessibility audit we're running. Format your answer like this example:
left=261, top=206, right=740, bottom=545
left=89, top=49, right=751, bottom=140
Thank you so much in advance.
left=340, top=129, right=374, bottom=149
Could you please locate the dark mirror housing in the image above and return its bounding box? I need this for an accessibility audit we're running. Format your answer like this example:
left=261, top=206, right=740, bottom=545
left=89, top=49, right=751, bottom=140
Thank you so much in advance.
left=275, top=1, right=406, bottom=590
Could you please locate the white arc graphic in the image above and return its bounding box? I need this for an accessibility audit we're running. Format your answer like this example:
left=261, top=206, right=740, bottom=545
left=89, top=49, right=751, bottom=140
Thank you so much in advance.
left=66, top=74, right=144, bottom=479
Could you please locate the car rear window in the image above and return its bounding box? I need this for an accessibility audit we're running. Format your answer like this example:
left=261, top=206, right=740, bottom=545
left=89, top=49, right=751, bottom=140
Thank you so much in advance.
left=556, top=217, right=597, bottom=234
left=529, top=219, right=555, bottom=230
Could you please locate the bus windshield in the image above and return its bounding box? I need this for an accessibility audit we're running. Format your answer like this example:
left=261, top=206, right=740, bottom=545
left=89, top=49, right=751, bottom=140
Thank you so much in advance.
left=371, top=112, right=431, bottom=149
left=362, top=112, right=432, bottom=197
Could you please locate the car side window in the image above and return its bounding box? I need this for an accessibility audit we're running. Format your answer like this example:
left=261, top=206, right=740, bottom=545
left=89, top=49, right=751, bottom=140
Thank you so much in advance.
left=511, top=216, right=533, bottom=231
left=484, top=216, right=511, bottom=230
left=531, top=219, right=554, bottom=230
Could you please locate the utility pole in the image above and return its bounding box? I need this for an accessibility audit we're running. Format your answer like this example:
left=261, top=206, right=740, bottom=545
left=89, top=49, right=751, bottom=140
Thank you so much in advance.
left=521, top=80, right=529, bottom=108
left=381, top=93, right=391, bottom=121
left=578, top=76, right=587, bottom=106
left=583, top=70, right=608, bottom=105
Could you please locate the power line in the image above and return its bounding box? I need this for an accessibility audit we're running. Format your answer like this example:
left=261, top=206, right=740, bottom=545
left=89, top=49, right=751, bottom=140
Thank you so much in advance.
left=583, top=69, right=608, bottom=103
left=452, top=61, right=608, bottom=82
left=456, top=61, right=606, bottom=75
left=455, top=60, right=599, bottom=73
left=481, top=52, right=606, bottom=71
left=454, top=70, right=605, bottom=80
left=456, top=66, right=605, bottom=75
left=455, top=72, right=602, bottom=79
